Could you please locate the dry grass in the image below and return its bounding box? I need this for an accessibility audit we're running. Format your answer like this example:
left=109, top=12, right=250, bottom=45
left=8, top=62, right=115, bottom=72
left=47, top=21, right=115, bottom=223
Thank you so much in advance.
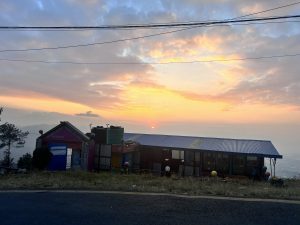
left=0, top=171, right=299, bottom=200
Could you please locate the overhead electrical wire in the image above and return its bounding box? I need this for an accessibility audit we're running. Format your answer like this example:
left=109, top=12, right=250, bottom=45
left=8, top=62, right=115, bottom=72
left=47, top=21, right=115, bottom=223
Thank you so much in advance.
left=0, top=15, right=299, bottom=53
left=1, top=0, right=300, bottom=30
left=1, top=53, right=299, bottom=65
left=0, top=1, right=299, bottom=31
left=226, top=1, right=300, bottom=19
left=0, top=0, right=299, bottom=53
left=1, top=20, right=300, bottom=32
left=0, top=15, right=300, bottom=30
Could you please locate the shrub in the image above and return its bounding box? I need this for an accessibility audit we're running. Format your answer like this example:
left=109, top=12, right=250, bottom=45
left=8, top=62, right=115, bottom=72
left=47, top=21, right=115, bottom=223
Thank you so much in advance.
left=32, top=147, right=52, bottom=170
left=17, top=153, right=32, bottom=170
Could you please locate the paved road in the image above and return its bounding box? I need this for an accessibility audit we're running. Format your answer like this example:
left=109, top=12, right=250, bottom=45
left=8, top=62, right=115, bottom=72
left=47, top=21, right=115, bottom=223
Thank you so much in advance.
left=0, top=191, right=299, bottom=225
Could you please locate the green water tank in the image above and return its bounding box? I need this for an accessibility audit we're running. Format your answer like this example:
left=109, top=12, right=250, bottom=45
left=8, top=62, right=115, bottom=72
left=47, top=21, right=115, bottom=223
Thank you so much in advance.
left=106, top=126, right=124, bottom=144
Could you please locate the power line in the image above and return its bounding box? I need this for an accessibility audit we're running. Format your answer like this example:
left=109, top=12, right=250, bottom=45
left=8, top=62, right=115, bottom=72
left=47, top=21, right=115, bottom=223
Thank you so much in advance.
left=0, top=1, right=299, bottom=31
left=1, top=0, right=300, bottom=30
left=1, top=20, right=300, bottom=32
left=0, top=26, right=197, bottom=53
left=0, top=53, right=299, bottom=65
left=0, top=2, right=299, bottom=53
left=230, top=1, right=300, bottom=19
left=1, top=15, right=299, bottom=30
left=0, top=16, right=299, bottom=54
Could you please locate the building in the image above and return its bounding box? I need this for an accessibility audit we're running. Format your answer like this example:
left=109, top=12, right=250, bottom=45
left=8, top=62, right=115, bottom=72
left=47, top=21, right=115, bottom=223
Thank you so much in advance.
left=88, top=126, right=124, bottom=171
left=36, top=121, right=89, bottom=170
left=35, top=121, right=282, bottom=177
left=123, top=133, right=282, bottom=177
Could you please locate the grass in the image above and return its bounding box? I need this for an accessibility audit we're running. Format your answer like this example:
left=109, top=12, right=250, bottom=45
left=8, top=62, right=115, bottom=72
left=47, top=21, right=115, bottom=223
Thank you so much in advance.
left=0, top=171, right=300, bottom=200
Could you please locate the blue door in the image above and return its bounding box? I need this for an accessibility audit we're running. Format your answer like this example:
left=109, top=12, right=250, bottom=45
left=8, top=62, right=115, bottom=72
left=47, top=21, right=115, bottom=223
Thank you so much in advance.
left=48, top=144, right=67, bottom=171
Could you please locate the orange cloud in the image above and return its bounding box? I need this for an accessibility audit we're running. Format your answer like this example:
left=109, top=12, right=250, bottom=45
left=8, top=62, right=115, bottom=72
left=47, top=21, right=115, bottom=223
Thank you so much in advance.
left=0, top=95, right=90, bottom=115
left=147, top=35, right=224, bottom=60
left=105, top=81, right=300, bottom=125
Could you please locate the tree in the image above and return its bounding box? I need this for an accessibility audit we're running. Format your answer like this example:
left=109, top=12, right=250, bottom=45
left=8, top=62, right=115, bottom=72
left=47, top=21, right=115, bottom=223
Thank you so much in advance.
left=32, top=147, right=52, bottom=170
left=2, top=150, right=13, bottom=168
left=0, top=122, right=29, bottom=167
left=0, top=107, right=3, bottom=121
left=17, top=153, right=33, bottom=170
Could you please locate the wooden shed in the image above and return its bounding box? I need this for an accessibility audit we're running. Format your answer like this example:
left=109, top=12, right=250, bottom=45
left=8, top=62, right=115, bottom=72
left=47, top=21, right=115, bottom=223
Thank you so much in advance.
left=36, top=121, right=89, bottom=170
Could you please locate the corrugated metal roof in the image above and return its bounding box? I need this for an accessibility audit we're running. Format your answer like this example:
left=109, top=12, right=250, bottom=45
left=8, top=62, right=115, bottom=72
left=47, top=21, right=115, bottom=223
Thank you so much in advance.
left=124, top=133, right=282, bottom=158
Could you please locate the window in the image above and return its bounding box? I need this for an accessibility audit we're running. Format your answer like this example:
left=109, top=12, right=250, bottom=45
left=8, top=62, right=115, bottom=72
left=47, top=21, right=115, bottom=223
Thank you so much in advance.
left=247, top=156, right=257, bottom=161
left=172, top=150, right=184, bottom=160
left=66, top=148, right=72, bottom=169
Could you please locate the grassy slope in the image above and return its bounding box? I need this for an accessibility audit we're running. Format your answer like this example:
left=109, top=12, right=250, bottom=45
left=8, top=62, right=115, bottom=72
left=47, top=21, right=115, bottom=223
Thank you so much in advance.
left=0, top=171, right=299, bottom=200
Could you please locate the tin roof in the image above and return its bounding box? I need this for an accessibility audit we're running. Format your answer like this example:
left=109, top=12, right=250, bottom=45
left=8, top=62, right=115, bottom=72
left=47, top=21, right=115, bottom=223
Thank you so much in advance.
left=124, top=133, right=282, bottom=158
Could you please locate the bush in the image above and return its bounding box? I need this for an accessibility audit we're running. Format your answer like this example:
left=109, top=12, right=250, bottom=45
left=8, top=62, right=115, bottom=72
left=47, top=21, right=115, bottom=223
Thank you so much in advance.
left=32, top=147, right=52, bottom=170
left=17, top=153, right=32, bottom=170
left=270, top=177, right=284, bottom=187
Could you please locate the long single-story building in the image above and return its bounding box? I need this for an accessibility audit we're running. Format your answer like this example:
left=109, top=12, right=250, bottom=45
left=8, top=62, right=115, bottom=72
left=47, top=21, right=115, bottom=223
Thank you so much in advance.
left=35, top=122, right=282, bottom=177
left=123, top=133, right=282, bottom=177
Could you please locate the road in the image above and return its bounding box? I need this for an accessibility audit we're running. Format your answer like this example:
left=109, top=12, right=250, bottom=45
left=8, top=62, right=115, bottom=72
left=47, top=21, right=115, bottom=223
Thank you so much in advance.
left=0, top=191, right=299, bottom=225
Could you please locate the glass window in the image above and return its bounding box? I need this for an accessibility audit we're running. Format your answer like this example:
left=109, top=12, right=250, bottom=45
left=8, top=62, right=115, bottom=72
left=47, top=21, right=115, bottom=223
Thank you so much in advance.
left=180, top=151, right=184, bottom=160
left=172, top=150, right=184, bottom=160
left=172, top=150, right=180, bottom=159
left=247, top=156, right=257, bottom=161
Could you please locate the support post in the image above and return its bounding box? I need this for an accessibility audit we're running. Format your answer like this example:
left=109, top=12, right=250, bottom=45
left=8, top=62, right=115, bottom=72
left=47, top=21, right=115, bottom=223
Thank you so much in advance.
left=272, top=158, right=276, bottom=177
left=269, top=158, right=272, bottom=177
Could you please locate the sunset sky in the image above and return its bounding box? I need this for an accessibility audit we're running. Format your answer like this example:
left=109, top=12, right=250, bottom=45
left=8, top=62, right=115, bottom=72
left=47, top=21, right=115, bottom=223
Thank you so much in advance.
left=1, top=1, right=300, bottom=167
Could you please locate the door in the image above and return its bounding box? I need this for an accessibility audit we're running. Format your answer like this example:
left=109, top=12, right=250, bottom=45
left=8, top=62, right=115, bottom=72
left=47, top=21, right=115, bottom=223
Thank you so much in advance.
left=71, top=149, right=81, bottom=169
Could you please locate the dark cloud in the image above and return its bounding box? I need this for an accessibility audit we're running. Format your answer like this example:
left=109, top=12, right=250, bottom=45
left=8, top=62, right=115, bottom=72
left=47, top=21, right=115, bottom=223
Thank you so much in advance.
left=75, top=111, right=100, bottom=117
left=219, top=33, right=300, bottom=106
left=1, top=107, right=101, bottom=127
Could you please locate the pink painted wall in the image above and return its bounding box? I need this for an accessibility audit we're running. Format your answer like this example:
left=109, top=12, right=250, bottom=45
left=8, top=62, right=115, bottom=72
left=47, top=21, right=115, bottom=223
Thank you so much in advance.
left=43, top=127, right=83, bottom=143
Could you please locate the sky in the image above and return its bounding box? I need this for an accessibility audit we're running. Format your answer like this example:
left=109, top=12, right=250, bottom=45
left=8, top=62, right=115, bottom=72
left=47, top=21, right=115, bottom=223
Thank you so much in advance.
left=0, top=0, right=300, bottom=175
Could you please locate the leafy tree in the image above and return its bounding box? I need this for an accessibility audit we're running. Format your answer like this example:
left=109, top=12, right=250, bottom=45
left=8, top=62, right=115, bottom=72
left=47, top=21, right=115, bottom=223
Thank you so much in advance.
left=17, top=153, right=32, bottom=170
left=32, top=147, right=52, bottom=170
left=0, top=108, right=29, bottom=167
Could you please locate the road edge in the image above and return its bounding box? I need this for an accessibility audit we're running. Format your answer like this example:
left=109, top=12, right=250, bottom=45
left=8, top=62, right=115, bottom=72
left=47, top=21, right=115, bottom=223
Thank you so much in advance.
left=1, top=189, right=300, bottom=204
